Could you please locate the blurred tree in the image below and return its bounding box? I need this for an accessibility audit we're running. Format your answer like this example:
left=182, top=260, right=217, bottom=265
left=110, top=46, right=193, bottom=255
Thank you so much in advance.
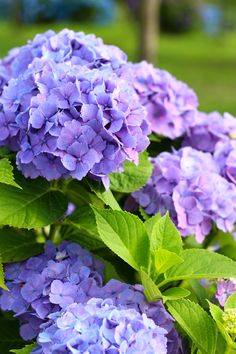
left=138, top=0, right=160, bottom=63
left=10, top=0, right=22, bottom=25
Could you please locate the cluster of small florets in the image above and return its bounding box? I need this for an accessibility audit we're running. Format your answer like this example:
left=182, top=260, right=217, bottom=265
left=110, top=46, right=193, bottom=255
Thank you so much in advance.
left=0, top=241, right=104, bottom=340
left=215, top=279, right=236, bottom=306
left=34, top=299, right=168, bottom=354
left=119, top=61, right=198, bottom=139
left=183, top=111, right=236, bottom=152
left=0, top=29, right=150, bottom=186
left=132, top=146, right=236, bottom=242
left=0, top=242, right=182, bottom=354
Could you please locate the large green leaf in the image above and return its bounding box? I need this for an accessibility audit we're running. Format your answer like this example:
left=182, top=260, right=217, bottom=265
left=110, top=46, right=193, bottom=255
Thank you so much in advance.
left=160, top=249, right=236, bottom=286
left=88, top=180, right=121, bottom=210
left=151, top=212, right=183, bottom=255
left=0, top=260, right=8, bottom=290
left=109, top=152, right=153, bottom=193
left=0, top=159, right=21, bottom=188
left=167, top=299, right=217, bottom=354
left=208, top=301, right=233, bottom=346
left=140, top=268, right=162, bottom=302
left=93, top=208, right=150, bottom=270
left=10, top=343, right=37, bottom=354
left=155, top=249, right=183, bottom=275
left=63, top=206, right=104, bottom=250
left=225, top=293, right=236, bottom=309
left=0, top=228, right=43, bottom=263
left=0, top=175, right=68, bottom=228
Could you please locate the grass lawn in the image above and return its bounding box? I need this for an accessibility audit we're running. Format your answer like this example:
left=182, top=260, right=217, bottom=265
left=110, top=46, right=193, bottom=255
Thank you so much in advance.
left=0, top=7, right=236, bottom=114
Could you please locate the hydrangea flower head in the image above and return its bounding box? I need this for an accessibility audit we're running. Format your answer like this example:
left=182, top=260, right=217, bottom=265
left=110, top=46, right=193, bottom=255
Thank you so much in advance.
left=183, top=111, right=236, bottom=152
left=216, top=279, right=236, bottom=306
left=120, top=61, right=198, bottom=139
left=0, top=59, right=150, bottom=185
left=0, top=241, right=104, bottom=340
left=37, top=298, right=168, bottom=354
left=132, top=146, right=236, bottom=242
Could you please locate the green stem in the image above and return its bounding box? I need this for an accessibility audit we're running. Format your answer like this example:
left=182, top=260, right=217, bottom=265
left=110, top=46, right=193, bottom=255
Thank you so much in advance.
left=48, top=224, right=61, bottom=244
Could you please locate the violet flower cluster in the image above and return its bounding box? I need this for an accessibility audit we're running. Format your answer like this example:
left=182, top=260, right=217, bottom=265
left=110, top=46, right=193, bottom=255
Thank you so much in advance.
left=0, top=241, right=182, bottom=354
left=183, top=111, right=236, bottom=153
left=132, top=147, right=236, bottom=242
left=216, top=279, right=236, bottom=307
left=119, top=61, right=198, bottom=139
left=0, top=29, right=150, bottom=186
left=35, top=299, right=168, bottom=354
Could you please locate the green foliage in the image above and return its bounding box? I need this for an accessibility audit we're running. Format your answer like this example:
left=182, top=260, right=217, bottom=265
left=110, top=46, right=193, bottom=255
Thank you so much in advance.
left=155, top=248, right=183, bottom=275
left=0, top=317, right=25, bottom=352
left=139, top=268, right=162, bottom=302
left=87, top=180, right=121, bottom=210
left=10, top=343, right=37, bottom=354
left=109, top=152, right=153, bottom=193
left=225, top=293, right=236, bottom=309
left=0, top=227, right=43, bottom=263
left=161, top=249, right=236, bottom=286
left=64, top=205, right=104, bottom=250
left=208, top=302, right=233, bottom=347
left=0, top=260, right=8, bottom=290
left=150, top=212, right=183, bottom=254
left=0, top=175, right=68, bottom=228
left=93, top=208, right=150, bottom=270
left=167, top=299, right=217, bottom=354
left=0, top=158, right=21, bottom=188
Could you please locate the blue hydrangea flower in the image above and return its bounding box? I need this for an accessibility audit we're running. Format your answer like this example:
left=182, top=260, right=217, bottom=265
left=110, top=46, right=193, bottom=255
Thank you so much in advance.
left=216, top=279, right=236, bottom=306
left=37, top=298, right=168, bottom=354
left=0, top=241, right=104, bottom=340
left=119, top=61, right=198, bottom=139
left=183, top=111, right=236, bottom=152
left=132, top=146, right=236, bottom=242
left=0, top=242, right=182, bottom=353
left=0, top=30, right=150, bottom=186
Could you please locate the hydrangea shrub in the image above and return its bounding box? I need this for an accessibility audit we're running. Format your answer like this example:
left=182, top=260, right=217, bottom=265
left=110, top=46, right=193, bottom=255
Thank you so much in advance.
left=0, top=29, right=236, bottom=354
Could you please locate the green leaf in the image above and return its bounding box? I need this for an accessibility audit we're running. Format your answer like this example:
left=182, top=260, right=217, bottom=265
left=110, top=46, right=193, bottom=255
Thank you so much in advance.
left=0, top=227, right=43, bottom=263
left=155, top=249, right=184, bottom=275
left=88, top=180, right=121, bottom=210
left=0, top=175, right=68, bottom=228
left=0, top=317, right=25, bottom=353
left=167, top=299, right=217, bottom=354
left=64, top=206, right=104, bottom=250
left=144, top=214, right=161, bottom=237
left=225, top=293, right=236, bottom=309
left=161, top=249, right=236, bottom=286
left=162, top=287, right=190, bottom=301
left=93, top=208, right=150, bottom=270
left=151, top=212, right=183, bottom=254
left=208, top=301, right=234, bottom=346
left=140, top=268, right=162, bottom=302
left=0, top=158, right=21, bottom=188
left=10, top=343, right=37, bottom=354
left=0, top=259, right=8, bottom=290
left=109, top=152, right=153, bottom=193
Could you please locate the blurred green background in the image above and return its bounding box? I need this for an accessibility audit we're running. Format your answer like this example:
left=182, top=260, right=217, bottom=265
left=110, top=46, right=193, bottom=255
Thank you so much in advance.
left=0, top=0, right=236, bottom=114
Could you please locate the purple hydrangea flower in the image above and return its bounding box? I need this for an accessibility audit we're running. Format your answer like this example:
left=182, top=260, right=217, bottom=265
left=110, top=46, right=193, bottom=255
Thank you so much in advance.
left=216, top=279, right=236, bottom=306
left=0, top=241, right=104, bottom=340
left=132, top=147, right=236, bottom=242
left=37, top=298, right=168, bottom=354
left=119, top=61, right=198, bottom=139
left=0, top=29, right=151, bottom=186
left=183, top=111, right=236, bottom=152
left=214, top=140, right=236, bottom=185
left=0, top=243, right=182, bottom=353
left=0, top=56, right=150, bottom=186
